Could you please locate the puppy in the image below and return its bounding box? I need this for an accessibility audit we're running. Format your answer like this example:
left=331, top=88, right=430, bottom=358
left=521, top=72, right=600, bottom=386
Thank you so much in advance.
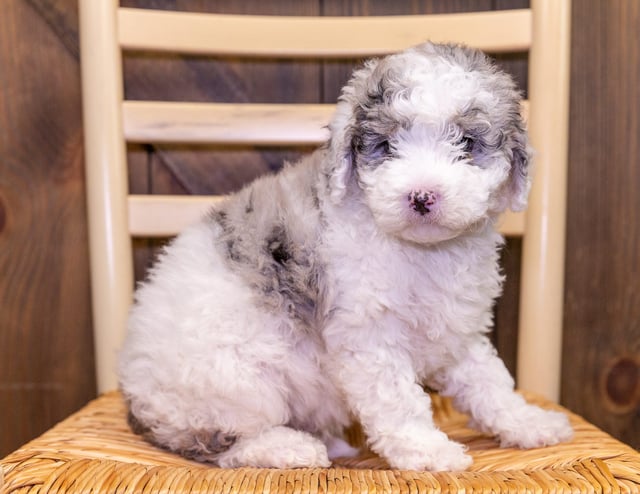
left=119, top=42, right=573, bottom=471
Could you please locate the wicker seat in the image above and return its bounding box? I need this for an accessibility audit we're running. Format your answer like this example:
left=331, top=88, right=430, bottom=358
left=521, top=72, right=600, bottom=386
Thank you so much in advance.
left=2, top=1, right=639, bottom=493
left=2, top=392, right=639, bottom=493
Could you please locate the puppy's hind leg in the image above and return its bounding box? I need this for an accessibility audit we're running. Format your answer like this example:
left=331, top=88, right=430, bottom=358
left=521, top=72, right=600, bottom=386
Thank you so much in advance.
left=126, top=409, right=239, bottom=463
left=215, top=426, right=331, bottom=469
left=127, top=370, right=331, bottom=468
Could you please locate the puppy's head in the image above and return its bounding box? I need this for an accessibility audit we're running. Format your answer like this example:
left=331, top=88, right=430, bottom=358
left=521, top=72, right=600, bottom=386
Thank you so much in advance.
left=327, top=42, right=531, bottom=244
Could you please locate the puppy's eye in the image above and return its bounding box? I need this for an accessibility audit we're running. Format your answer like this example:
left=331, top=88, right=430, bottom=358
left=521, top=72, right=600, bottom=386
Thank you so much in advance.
left=353, top=132, right=394, bottom=166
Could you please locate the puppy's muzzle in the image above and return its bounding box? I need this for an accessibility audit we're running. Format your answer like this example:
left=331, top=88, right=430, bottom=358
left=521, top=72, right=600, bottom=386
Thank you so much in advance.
left=408, top=190, right=437, bottom=215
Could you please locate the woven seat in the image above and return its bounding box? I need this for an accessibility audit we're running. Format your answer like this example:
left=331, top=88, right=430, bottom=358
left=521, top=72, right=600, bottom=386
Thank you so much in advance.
left=2, top=391, right=639, bottom=493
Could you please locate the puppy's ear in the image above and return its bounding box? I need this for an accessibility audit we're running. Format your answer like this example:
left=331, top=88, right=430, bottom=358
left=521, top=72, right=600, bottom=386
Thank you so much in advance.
left=325, top=59, right=380, bottom=204
left=507, top=120, right=532, bottom=212
left=325, top=102, right=357, bottom=204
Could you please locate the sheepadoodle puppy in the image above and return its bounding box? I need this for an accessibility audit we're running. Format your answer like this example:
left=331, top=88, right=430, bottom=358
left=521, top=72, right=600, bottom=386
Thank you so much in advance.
left=119, top=42, right=573, bottom=471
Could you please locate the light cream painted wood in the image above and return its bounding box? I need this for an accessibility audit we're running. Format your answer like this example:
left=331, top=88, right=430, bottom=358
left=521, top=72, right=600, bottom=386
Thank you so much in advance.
left=129, top=195, right=525, bottom=238
left=79, top=0, right=133, bottom=393
left=128, top=195, right=222, bottom=237
left=517, top=0, right=572, bottom=401
left=498, top=211, right=526, bottom=237
left=520, top=100, right=530, bottom=123
left=122, top=101, right=529, bottom=145
left=118, top=8, right=532, bottom=57
left=123, top=102, right=333, bottom=145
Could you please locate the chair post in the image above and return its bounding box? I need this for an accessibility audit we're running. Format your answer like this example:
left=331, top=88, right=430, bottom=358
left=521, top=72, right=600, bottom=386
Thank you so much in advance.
left=517, top=0, right=572, bottom=401
left=79, top=0, right=133, bottom=393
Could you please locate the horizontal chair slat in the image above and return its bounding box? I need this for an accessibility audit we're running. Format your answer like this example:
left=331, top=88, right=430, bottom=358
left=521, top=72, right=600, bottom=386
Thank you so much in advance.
left=128, top=195, right=525, bottom=238
left=123, top=101, right=529, bottom=145
left=122, top=101, right=333, bottom=145
left=118, top=8, right=532, bottom=57
left=128, top=195, right=221, bottom=237
left=498, top=210, right=526, bottom=237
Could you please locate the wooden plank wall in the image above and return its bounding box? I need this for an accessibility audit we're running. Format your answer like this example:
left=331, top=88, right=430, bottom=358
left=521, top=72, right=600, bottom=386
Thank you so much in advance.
left=0, top=0, right=638, bottom=457
left=0, top=0, right=96, bottom=456
left=563, top=0, right=640, bottom=447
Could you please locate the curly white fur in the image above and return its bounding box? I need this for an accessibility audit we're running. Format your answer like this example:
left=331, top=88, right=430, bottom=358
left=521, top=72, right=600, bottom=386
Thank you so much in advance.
left=118, top=43, right=573, bottom=471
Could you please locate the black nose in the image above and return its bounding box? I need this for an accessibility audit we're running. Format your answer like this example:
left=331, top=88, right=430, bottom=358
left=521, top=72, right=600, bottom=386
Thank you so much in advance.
left=409, top=190, right=436, bottom=215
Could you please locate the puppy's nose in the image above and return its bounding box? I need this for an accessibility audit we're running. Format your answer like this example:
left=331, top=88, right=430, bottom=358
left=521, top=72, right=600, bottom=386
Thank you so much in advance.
left=408, top=190, right=437, bottom=215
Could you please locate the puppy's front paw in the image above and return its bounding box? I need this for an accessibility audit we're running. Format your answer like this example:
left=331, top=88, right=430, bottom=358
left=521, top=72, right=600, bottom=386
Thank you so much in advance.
left=378, top=430, right=473, bottom=471
left=498, top=406, right=573, bottom=449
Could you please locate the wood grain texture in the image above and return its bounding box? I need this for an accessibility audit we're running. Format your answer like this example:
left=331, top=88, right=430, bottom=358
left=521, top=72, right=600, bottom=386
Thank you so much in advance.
left=0, top=0, right=95, bottom=456
left=563, top=0, right=640, bottom=448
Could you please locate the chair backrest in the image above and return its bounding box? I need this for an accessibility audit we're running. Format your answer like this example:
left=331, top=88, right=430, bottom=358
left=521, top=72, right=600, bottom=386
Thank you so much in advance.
left=78, top=1, right=571, bottom=399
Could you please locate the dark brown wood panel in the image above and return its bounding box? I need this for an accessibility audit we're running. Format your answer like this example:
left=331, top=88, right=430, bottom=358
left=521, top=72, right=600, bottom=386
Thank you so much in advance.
left=563, top=0, right=640, bottom=448
left=0, top=0, right=95, bottom=456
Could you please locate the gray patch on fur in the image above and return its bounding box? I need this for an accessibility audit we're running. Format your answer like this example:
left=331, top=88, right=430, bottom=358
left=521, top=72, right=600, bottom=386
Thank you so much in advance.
left=209, top=207, right=250, bottom=264
left=426, top=43, right=490, bottom=73
left=434, top=44, right=530, bottom=181
left=206, top=167, right=324, bottom=330
left=127, top=406, right=237, bottom=461
left=348, top=81, right=406, bottom=172
left=261, top=225, right=318, bottom=327
left=179, top=431, right=238, bottom=462
left=127, top=408, right=149, bottom=436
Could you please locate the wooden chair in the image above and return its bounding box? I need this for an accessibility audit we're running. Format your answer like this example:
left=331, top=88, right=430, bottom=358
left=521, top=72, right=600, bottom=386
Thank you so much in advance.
left=89, top=2, right=562, bottom=401
left=2, top=1, right=639, bottom=492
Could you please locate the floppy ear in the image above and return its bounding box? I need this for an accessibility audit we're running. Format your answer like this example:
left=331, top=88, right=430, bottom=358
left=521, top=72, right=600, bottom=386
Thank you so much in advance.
left=324, top=58, right=382, bottom=204
left=507, top=121, right=533, bottom=212
left=325, top=101, right=357, bottom=204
